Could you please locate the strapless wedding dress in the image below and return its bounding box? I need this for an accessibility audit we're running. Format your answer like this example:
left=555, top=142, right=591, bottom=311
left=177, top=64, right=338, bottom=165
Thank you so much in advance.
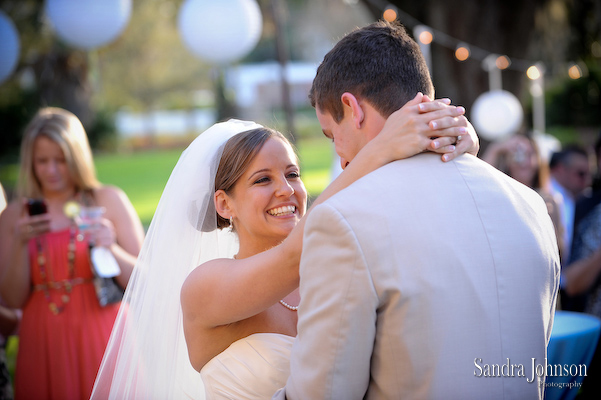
left=200, top=333, right=294, bottom=399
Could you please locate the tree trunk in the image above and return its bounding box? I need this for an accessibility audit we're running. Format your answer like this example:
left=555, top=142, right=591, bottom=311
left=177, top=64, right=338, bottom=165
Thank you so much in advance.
left=34, top=46, right=94, bottom=127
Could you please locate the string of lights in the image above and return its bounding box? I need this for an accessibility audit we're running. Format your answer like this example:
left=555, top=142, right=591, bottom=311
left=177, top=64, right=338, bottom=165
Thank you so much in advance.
left=361, top=0, right=586, bottom=80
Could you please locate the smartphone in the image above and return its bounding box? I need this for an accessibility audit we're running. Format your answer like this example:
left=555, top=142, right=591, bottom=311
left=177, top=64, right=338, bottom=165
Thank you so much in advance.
left=27, top=199, right=48, bottom=216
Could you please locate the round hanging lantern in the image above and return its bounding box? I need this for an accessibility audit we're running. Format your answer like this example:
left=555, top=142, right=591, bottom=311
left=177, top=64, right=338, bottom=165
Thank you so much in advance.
left=45, top=0, right=132, bottom=50
left=471, top=90, right=524, bottom=141
left=0, top=10, right=20, bottom=84
left=178, top=0, right=262, bottom=64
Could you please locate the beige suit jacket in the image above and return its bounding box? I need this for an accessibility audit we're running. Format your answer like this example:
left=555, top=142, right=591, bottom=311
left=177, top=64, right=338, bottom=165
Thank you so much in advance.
left=275, top=153, right=560, bottom=399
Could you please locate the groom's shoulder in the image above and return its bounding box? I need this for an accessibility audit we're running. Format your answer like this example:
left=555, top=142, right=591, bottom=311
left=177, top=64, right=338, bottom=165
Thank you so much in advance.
left=348, top=152, right=487, bottom=187
left=323, top=152, right=532, bottom=208
left=319, top=153, right=446, bottom=209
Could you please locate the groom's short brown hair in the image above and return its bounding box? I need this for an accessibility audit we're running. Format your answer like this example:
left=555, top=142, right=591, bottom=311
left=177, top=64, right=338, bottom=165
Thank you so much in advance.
left=309, top=20, right=434, bottom=122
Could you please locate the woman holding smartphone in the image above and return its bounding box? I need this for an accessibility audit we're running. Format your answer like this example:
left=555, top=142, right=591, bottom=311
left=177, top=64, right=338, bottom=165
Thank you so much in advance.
left=0, top=107, right=144, bottom=400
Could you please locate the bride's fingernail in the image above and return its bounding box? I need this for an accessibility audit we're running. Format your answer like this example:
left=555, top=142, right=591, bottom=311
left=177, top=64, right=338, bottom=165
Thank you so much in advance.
left=432, top=140, right=440, bottom=149
left=443, top=154, right=450, bottom=162
left=457, top=106, right=465, bottom=114
left=459, top=127, right=467, bottom=134
left=431, top=121, right=438, bottom=129
left=418, top=103, right=425, bottom=111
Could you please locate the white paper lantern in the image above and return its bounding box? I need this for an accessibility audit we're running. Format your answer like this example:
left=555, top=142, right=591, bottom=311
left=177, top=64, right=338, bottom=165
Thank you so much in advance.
left=178, top=0, right=262, bottom=64
left=45, top=0, right=132, bottom=50
left=471, top=90, right=524, bottom=141
left=0, top=10, right=20, bottom=84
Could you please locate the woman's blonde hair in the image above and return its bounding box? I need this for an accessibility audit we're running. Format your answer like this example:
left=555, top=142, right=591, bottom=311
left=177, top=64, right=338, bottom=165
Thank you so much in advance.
left=17, top=107, right=100, bottom=198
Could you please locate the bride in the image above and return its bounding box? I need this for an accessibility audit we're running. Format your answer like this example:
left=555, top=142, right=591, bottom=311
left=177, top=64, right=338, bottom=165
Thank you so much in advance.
left=91, top=94, right=476, bottom=399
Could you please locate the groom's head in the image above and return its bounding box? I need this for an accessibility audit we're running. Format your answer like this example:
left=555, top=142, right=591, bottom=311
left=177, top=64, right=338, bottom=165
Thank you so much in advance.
left=310, top=20, right=433, bottom=166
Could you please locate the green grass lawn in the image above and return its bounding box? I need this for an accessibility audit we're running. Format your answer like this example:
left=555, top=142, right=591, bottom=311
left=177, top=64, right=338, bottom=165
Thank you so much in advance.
left=94, top=137, right=332, bottom=227
left=94, top=149, right=182, bottom=227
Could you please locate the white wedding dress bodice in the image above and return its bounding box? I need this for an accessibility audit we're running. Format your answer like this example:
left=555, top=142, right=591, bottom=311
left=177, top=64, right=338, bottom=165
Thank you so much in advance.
left=200, top=333, right=295, bottom=399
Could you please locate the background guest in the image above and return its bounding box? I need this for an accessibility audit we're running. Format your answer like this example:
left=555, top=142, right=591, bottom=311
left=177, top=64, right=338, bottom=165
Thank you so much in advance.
left=483, top=134, right=564, bottom=257
left=549, top=145, right=592, bottom=263
left=561, top=132, right=601, bottom=399
left=0, top=107, right=144, bottom=400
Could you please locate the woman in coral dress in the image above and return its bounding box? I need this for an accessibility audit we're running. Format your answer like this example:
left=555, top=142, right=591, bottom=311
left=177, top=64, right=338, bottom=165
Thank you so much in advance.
left=0, top=108, right=144, bottom=400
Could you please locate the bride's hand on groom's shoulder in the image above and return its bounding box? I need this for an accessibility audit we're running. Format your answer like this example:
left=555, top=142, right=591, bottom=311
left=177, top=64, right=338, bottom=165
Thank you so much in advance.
left=454, top=121, right=480, bottom=159
left=419, top=94, right=479, bottom=161
left=377, top=93, right=479, bottom=163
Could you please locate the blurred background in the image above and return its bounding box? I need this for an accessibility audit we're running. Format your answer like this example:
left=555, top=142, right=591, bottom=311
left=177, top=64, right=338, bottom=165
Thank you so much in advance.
left=1, top=0, right=600, bottom=227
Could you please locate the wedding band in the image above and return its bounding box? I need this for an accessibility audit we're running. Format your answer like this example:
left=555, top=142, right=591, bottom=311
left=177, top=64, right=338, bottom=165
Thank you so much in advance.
left=457, top=135, right=462, bottom=142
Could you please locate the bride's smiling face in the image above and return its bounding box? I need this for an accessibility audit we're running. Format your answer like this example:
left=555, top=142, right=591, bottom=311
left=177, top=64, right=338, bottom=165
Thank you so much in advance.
left=227, top=137, right=307, bottom=250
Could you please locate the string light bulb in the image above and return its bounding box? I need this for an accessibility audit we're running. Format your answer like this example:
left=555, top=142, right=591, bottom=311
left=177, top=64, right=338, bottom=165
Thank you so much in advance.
left=418, top=30, right=433, bottom=45
left=455, top=43, right=470, bottom=61
left=527, top=65, right=541, bottom=80
left=568, top=64, right=583, bottom=80
left=413, top=25, right=433, bottom=72
left=414, top=25, right=433, bottom=45
left=527, top=63, right=546, bottom=135
left=383, top=6, right=397, bottom=22
left=495, top=55, right=511, bottom=70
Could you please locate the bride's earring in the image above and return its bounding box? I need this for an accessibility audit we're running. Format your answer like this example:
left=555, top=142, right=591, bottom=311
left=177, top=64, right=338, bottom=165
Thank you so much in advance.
left=229, top=216, right=234, bottom=228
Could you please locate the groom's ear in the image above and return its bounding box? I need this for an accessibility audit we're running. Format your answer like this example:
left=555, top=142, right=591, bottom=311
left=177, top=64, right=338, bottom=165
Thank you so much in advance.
left=214, top=189, right=233, bottom=220
left=341, top=92, right=364, bottom=129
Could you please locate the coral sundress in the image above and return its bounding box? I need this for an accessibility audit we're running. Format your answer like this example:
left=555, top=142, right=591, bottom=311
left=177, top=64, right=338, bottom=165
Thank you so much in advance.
left=15, top=228, right=120, bottom=400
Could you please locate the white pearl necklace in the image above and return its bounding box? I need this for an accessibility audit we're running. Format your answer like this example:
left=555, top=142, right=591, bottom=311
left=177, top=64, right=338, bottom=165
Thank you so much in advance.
left=279, top=299, right=298, bottom=311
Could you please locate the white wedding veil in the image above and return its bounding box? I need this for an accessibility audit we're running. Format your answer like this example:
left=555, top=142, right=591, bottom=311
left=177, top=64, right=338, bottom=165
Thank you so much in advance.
left=91, top=119, right=263, bottom=399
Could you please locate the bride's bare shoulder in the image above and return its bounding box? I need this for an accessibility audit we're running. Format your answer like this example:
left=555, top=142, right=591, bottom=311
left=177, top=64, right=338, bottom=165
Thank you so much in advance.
left=181, top=258, right=234, bottom=309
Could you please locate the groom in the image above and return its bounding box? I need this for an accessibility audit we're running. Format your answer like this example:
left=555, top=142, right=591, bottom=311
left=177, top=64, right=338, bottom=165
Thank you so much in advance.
left=274, top=21, right=560, bottom=399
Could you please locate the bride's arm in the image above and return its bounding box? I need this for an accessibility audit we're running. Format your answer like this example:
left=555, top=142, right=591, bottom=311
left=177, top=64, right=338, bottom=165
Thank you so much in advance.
left=182, top=93, right=475, bottom=326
